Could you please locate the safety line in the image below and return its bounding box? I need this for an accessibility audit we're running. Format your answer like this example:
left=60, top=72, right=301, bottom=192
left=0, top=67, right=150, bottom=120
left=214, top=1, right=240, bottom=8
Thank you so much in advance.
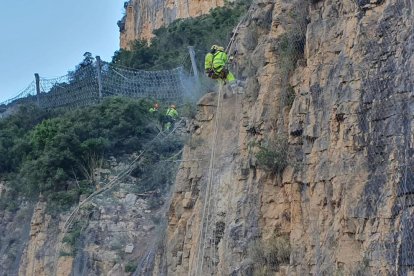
left=225, top=4, right=255, bottom=54
left=193, top=84, right=223, bottom=276
left=191, top=4, right=256, bottom=274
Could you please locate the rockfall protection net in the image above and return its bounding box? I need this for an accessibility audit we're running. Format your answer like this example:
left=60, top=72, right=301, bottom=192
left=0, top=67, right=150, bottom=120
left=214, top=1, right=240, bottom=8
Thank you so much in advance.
left=0, top=81, right=37, bottom=107
left=281, top=2, right=414, bottom=275
left=0, top=61, right=190, bottom=111
left=38, top=65, right=99, bottom=109
left=101, top=62, right=186, bottom=103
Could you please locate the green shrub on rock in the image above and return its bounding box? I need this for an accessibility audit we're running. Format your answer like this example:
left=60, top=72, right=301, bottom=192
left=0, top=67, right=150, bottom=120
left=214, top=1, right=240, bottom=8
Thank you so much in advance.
left=256, top=136, right=288, bottom=175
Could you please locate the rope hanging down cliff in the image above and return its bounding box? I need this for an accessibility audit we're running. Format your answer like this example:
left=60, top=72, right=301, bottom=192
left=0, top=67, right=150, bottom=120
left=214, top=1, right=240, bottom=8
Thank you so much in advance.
left=193, top=84, right=224, bottom=276
left=192, top=5, right=255, bottom=275
left=193, top=3, right=258, bottom=274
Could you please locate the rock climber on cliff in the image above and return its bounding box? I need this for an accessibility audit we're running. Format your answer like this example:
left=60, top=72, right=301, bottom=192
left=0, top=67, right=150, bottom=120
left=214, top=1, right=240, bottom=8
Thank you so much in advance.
left=205, top=45, right=236, bottom=84
left=164, top=104, right=178, bottom=131
left=205, top=45, right=244, bottom=95
left=149, top=102, right=159, bottom=113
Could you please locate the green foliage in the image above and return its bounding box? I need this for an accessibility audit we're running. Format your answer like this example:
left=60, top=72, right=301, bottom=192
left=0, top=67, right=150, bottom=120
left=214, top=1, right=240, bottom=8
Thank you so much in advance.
left=131, top=136, right=183, bottom=193
left=5, top=201, right=18, bottom=212
left=256, top=137, right=288, bottom=175
left=180, top=102, right=197, bottom=119
left=278, top=30, right=306, bottom=75
left=47, top=190, right=80, bottom=213
left=0, top=98, right=159, bottom=208
left=285, top=85, right=296, bottom=109
left=125, top=260, right=137, bottom=273
left=0, top=104, right=51, bottom=173
left=112, top=1, right=251, bottom=71
left=68, top=52, right=95, bottom=82
left=59, top=250, right=73, bottom=257
left=248, top=234, right=291, bottom=274
left=46, top=52, right=98, bottom=100
left=62, top=220, right=86, bottom=257
left=62, top=220, right=87, bottom=256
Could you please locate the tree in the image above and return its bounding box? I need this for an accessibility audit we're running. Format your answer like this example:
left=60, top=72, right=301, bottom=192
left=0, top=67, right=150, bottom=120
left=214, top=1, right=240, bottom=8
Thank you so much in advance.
left=68, top=52, right=96, bottom=83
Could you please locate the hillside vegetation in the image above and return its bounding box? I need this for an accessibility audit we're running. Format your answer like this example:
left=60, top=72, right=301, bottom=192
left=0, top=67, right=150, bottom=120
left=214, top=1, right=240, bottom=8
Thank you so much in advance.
left=0, top=0, right=252, bottom=211
left=0, top=98, right=183, bottom=211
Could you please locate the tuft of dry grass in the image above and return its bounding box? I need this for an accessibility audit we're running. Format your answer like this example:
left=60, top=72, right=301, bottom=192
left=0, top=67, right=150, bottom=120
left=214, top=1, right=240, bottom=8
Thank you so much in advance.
left=248, top=233, right=291, bottom=275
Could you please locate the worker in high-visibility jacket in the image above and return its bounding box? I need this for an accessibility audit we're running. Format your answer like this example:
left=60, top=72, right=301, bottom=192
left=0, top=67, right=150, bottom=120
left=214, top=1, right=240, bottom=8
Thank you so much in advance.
left=149, top=102, right=159, bottom=113
left=205, top=45, right=236, bottom=85
left=164, top=104, right=178, bottom=131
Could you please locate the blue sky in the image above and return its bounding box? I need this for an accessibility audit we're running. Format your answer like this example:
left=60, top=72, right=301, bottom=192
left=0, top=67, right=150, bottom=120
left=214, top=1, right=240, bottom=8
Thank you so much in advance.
left=0, top=0, right=125, bottom=102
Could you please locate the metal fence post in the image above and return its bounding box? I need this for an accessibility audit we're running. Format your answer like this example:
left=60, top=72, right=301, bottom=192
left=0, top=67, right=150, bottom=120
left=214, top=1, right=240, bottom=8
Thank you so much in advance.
left=96, top=56, right=103, bottom=100
left=188, top=46, right=199, bottom=81
left=34, top=73, right=41, bottom=107
left=188, top=46, right=201, bottom=98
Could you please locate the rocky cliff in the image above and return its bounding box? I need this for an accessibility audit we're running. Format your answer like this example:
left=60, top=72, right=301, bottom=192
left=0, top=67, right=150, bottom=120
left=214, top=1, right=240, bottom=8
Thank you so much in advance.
left=120, top=0, right=228, bottom=49
left=6, top=0, right=414, bottom=275
left=164, top=0, right=414, bottom=275
left=12, top=155, right=173, bottom=276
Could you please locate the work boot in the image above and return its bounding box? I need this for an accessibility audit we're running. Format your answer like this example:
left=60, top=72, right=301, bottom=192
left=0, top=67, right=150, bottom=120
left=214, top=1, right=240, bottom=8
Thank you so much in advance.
left=230, top=81, right=244, bottom=94
left=230, top=83, right=238, bottom=94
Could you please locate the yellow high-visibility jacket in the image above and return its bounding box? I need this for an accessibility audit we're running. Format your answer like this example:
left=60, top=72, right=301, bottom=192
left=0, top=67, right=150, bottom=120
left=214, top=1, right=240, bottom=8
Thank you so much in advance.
left=212, top=51, right=228, bottom=72
left=205, top=53, right=213, bottom=72
left=166, top=108, right=178, bottom=118
left=204, top=50, right=228, bottom=73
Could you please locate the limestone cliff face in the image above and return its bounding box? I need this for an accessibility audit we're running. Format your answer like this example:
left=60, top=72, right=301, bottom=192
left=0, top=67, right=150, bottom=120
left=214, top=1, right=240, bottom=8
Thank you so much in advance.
left=15, top=156, right=170, bottom=276
left=6, top=1, right=414, bottom=275
left=165, top=0, right=414, bottom=275
left=0, top=196, right=32, bottom=276
left=120, top=0, right=227, bottom=49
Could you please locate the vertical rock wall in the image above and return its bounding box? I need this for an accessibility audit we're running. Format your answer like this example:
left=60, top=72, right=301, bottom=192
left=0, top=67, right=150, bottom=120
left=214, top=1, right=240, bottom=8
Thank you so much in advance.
left=120, top=0, right=228, bottom=49
left=18, top=201, right=70, bottom=276
left=289, top=1, right=414, bottom=274
left=165, top=0, right=414, bottom=275
left=0, top=200, right=33, bottom=276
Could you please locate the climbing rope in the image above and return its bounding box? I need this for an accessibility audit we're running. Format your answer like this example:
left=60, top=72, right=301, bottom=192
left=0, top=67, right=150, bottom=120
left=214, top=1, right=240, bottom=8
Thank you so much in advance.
left=191, top=5, right=256, bottom=275
left=195, top=84, right=248, bottom=276
left=225, top=4, right=255, bottom=56
left=211, top=87, right=246, bottom=274
left=193, top=84, right=224, bottom=276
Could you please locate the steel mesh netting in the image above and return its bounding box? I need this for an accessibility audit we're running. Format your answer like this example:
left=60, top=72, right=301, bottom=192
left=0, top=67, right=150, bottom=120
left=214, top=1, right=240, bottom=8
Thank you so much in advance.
left=219, top=1, right=414, bottom=275
left=102, top=62, right=186, bottom=104
left=38, top=65, right=99, bottom=109
left=357, top=63, right=414, bottom=274
left=288, top=2, right=414, bottom=274
left=1, top=61, right=190, bottom=114
left=0, top=81, right=37, bottom=106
